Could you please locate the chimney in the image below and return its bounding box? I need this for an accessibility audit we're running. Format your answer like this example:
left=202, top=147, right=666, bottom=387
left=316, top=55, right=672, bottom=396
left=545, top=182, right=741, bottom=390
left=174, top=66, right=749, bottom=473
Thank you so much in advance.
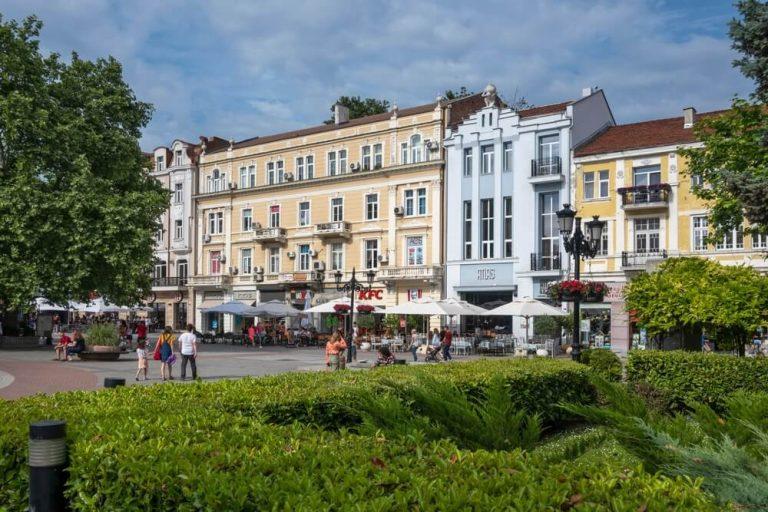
left=581, top=87, right=592, bottom=98
left=683, top=107, right=696, bottom=129
left=334, top=103, right=349, bottom=125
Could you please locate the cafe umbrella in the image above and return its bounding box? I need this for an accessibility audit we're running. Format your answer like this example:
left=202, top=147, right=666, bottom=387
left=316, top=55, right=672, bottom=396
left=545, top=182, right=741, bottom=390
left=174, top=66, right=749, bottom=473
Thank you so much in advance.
left=482, top=297, right=567, bottom=343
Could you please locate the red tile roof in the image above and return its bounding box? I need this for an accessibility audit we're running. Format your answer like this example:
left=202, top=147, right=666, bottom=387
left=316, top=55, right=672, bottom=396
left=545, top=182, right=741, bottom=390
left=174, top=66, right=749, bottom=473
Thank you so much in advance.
left=574, top=110, right=727, bottom=157
left=517, top=101, right=572, bottom=118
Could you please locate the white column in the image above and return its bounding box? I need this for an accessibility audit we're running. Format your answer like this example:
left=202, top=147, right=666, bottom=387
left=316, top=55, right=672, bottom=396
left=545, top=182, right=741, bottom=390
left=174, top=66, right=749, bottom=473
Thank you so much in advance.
left=431, top=177, right=442, bottom=266
left=668, top=153, right=679, bottom=252
left=615, top=160, right=626, bottom=253
left=387, top=185, right=397, bottom=263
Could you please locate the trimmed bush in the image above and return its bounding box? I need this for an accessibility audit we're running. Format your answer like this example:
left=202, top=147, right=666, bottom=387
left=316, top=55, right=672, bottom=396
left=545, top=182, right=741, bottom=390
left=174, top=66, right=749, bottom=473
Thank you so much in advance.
left=580, top=348, right=622, bottom=381
left=627, top=350, right=768, bottom=410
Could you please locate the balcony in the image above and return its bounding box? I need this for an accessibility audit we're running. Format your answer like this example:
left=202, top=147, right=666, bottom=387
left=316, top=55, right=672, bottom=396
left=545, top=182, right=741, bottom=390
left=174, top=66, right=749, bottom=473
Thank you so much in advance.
left=619, top=184, right=671, bottom=212
left=151, top=277, right=188, bottom=289
left=377, top=265, right=443, bottom=283
left=621, top=250, right=668, bottom=270
left=253, top=227, right=287, bottom=244
left=530, top=253, right=561, bottom=272
left=314, top=221, right=352, bottom=239
left=188, top=274, right=232, bottom=288
left=529, top=157, right=563, bottom=183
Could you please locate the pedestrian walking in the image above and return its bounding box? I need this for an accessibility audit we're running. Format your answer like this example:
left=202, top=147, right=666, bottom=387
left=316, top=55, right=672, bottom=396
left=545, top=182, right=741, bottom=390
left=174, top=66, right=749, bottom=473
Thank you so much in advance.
left=351, top=322, right=359, bottom=361
left=135, top=340, right=149, bottom=381
left=408, top=328, right=421, bottom=362
left=154, top=326, right=176, bottom=381
left=441, top=326, right=453, bottom=361
left=247, top=324, right=256, bottom=347
left=178, top=324, right=198, bottom=380
left=325, top=331, right=347, bottom=371
left=255, top=322, right=265, bottom=347
left=136, top=320, right=147, bottom=344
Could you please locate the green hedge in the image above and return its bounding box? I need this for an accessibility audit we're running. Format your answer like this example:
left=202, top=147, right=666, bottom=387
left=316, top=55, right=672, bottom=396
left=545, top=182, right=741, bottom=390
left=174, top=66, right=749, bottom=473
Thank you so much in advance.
left=580, top=348, right=622, bottom=381
left=0, top=359, right=721, bottom=510
left=627, top=350, right=768, bottom=410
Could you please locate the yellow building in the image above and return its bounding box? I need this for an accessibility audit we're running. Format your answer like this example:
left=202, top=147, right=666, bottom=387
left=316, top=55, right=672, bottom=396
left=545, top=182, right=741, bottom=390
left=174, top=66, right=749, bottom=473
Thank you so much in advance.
left=573, top=107, right=768, bottom=354
left=189, top=96, right=484, bottom=332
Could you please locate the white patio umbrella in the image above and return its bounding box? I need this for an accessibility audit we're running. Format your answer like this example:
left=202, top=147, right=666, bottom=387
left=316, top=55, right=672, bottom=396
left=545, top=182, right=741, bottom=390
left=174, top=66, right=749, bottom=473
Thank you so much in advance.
left=79, top=298, right=130, bottom=314
left=303, top=297, right=385, bottom=314
left=33, top=297, right=69, bottom=312
left=200, top=300, right=260, bottom=316
left=483, top=297, right=566, bottom=343
left=250, top=300, right=300, bottom=318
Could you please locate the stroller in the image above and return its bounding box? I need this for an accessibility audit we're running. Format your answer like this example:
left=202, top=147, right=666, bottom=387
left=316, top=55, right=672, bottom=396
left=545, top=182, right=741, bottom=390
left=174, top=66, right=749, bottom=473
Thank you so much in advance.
left=424, top=344, right=443, bottom=363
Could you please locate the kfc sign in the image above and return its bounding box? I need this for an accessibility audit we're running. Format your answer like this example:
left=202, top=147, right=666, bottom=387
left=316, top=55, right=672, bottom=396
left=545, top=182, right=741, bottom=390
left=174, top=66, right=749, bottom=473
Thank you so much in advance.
left=358, top=289, right=384, bottom=301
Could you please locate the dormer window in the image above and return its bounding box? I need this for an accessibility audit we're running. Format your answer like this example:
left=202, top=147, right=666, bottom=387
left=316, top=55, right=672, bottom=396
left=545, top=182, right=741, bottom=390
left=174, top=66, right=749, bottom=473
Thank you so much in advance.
left=155, top=155, right=164, bottom=172
left=174, top=150, right=183, bottom=166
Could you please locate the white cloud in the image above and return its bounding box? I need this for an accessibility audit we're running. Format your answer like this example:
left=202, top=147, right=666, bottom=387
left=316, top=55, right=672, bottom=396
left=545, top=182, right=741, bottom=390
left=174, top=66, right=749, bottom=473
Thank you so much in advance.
left=0, top=0, right=753, bottom=148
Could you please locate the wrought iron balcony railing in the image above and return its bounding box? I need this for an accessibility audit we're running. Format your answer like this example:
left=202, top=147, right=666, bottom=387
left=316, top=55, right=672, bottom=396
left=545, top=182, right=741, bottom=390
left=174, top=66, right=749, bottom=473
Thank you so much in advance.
left=530, top=253, right=561, bottom=271
left=530, top=156, right=562, bottom=177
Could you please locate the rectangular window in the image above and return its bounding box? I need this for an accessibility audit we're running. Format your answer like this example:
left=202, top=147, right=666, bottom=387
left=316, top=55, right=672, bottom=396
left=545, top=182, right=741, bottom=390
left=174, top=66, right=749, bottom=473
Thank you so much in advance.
left=401, top=142, right=408, bottom=165
left=298, top=244, right=311, bottom=271
left=248, top=166, right=256, bottom=187
left=338, top=150, right=347, bottom=174
left=463, top=148, right=473, bottom=177
left=174, top=219, right=183, bottom=240
left=155, top=228, right=163, bottom=243
left=753, top=232, right=767, bottom=249
left=239, top=166, right=248, bottom=189
left=296, top=157, right=305, bottom=181
left=365, top=193, right=379, bottom=220
left=362, top=145, right=371, bottom=170
left=692, top=216, right=708, bottom=251
left=305, top=155, right=314, bottom=179
left=481, top=198, right=494, bottom=259
left=267, top=162, right=276, bottom=185
left=503, top=196, right=512, bottom=258
left=503, top=142, right=513, bottom=172
left=539, top=192, right=560, bottom=268
left=173, top=182, right=183, bottom=204
left=717, top=225, right=744, bottom=250
left=598, top=225, right=609, bottom=256
left=463, top=200, right=472, bottom=259
left=598, top=170, right=609, bottom=198
left=276, top=160, right=284, bottom=183
left=208, top=212, right=223, bottom=234
left=269, top=205, right=280, bottom=228
left=404, top=189, right=415, bottom=216
left=331, top=197, right=344, bottom=222
left=210, top=251, right=221, bottom=275
left=538, top=134, right=560, bottom=163
left=298, top=201, right=310, bottom=227
left=241, top=248, right=252, bottom=274
left=691, top=174, right=704, bottom=188
left=481, top=145, right=494, bottom=174
left=242, top=209, right=252, bottom=232
left=365, top=239, right=379, bottom=269
left=634, top=218, right=661, bottom=253
left=328, top=151, right=337, bottom=176
left=154, top=261, right=167, bottom=279
left=268, top=247, right=280, bottom=274
left=373, top=143, right=383, bottom=169
left=174, top=150, right=182, bottom=166
left=331, top=242, right=344, bottom=271
left=633, top=165, right=662, bottom=187
left=583, top=171, right=595, bottom=200
left=177, top=260, right=188, bottom=280
left=406, top=236, right=424, bottom=266
left=417, top=188, right=427, bottom=215
left=155, top=155, right=164, bottom=172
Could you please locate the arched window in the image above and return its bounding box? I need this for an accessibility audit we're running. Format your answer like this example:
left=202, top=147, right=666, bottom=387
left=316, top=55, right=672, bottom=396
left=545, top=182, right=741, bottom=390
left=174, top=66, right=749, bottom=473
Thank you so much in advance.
left=410, top=134, right=423, bottom=164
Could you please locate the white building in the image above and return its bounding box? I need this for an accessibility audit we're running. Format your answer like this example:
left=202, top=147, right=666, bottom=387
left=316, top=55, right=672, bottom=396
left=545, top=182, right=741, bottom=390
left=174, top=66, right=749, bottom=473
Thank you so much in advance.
left=149, top=140, right=199, bottom=328
left=443, top=85, right=614, bottom=335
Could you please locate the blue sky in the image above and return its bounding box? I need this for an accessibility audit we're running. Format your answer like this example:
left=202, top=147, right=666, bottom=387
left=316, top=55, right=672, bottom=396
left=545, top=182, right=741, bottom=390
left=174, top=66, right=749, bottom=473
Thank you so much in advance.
left=1, top=0, right=753, bottom=150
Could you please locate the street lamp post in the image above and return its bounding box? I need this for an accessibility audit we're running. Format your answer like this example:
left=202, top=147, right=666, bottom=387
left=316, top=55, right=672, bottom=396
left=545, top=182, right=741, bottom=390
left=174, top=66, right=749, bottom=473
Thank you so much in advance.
left=555, top=204, right=606, bottom=361
left=315, top=268, right=376, bottom=364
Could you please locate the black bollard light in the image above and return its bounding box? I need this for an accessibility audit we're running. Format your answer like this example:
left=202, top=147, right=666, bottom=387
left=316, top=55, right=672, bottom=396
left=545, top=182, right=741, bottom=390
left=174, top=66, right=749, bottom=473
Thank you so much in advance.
left=29, top=420, right=68, bottom=512
left=103, top=377, right=125, bottom=388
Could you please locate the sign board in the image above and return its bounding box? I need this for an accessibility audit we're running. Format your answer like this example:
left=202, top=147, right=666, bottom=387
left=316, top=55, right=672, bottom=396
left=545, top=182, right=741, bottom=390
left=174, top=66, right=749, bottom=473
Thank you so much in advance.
left=580, top=319, right=591, bottom=332
left=459, top=263, right=515, bottom=288
left=358, top=289, right=384, bottom=301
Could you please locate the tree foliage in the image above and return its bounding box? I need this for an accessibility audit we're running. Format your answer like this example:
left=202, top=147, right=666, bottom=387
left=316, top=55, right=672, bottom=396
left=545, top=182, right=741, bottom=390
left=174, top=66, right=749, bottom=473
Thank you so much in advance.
left=0, top=15, right=167, bottom=309
left=624, top=258, right=768, bottom=351
left=680, top=1, right=768, bottom=235
left=443, top=86, right=473, bottom=100
left=325, top=95, right=390, bottom=123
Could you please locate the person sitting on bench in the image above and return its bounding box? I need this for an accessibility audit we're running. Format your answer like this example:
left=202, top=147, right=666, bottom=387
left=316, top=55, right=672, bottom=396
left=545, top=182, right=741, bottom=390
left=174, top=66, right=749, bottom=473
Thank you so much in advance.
left=65, top=330, right=86, bottom=361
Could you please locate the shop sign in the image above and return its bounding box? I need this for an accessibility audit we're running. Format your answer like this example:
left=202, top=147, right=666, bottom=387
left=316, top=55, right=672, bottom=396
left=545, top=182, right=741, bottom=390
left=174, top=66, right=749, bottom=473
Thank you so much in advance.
left=606, top=283, right=625, bottom=301
left=234, top=291, right=258, bottom=301
left=459, top=263, right=514, bottom=287
left=203, top=291, right=224, bottom=301
left=358, top=289, right=384, bottom=301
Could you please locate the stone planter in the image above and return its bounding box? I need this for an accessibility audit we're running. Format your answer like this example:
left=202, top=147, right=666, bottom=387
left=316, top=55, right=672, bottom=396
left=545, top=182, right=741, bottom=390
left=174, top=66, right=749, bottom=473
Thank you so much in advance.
left=88, top=345, right=121, bottom=353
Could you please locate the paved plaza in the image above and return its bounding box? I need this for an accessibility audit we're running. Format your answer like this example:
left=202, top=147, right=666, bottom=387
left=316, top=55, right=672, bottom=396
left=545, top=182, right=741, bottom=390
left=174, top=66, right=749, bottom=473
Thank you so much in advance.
left=0, top=343, right=479, bottom=399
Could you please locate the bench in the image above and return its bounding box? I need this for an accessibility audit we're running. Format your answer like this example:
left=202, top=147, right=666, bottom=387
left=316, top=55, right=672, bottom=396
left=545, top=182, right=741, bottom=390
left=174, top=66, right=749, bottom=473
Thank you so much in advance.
left=77, top=351, right=121, bottom=361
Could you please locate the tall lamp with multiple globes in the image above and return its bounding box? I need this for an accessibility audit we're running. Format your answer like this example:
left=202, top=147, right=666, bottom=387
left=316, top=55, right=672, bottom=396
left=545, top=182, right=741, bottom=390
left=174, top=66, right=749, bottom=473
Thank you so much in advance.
left=555, top=204, right=606, bottom=361
left=315, top=267, right=376, bottom=364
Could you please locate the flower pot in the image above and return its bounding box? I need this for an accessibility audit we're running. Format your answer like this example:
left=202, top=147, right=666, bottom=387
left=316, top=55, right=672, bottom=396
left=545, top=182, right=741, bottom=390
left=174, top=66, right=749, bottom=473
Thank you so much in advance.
left=559, top=291, right=580, bottom=302
left=583, top=294, right=604, bottom=303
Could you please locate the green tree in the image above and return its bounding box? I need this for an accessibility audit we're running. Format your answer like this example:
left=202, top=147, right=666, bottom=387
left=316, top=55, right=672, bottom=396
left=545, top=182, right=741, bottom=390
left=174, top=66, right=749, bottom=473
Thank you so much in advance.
left=624, top=257, right=768, bottom=355
left=680, top=1, right=768, bottom=236
left=325, top=96, right=390, bottom=123
left=443, top=86, right=473, bottom=100
left=0, top=15, right=167, bottom=309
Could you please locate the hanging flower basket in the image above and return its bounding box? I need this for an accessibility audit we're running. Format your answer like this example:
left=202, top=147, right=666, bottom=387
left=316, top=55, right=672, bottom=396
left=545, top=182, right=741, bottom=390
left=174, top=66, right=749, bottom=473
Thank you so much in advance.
left=333, top=304, right=351, bottom=314
left=548, top=280, right=607, bottom=302
left=356, top=304, right=375, bottom=315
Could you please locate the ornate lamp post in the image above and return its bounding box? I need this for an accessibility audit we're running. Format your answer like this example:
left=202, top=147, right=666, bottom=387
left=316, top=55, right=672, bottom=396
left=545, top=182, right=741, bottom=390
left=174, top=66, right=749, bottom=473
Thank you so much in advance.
left=555, top=204, right=606, bottom=361
left=315, top=268, right=376, bottom=363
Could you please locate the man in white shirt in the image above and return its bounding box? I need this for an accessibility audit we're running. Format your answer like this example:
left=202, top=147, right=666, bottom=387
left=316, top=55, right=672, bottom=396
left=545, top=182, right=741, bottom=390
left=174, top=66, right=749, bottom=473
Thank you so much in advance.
left=178, top=324, right=198, bottom=380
